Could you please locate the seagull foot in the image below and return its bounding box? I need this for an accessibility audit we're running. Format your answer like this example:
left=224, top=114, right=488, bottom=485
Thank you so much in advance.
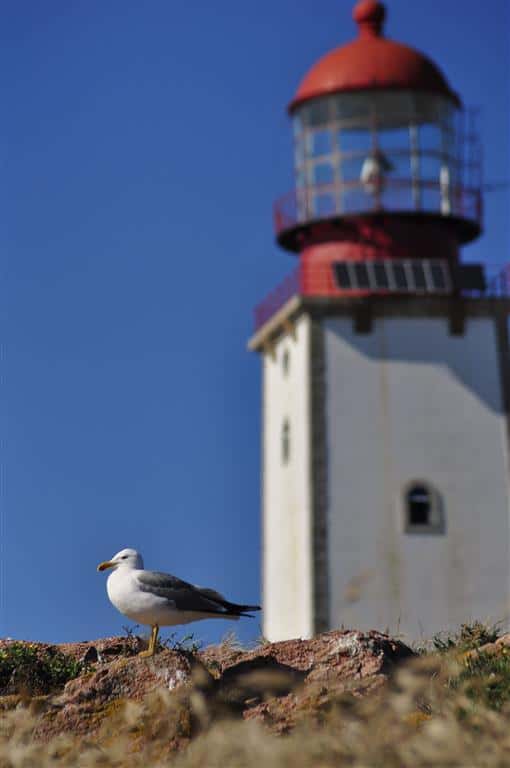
left=138, top=649, right=156, bottom=658
left=137, top=625, right=159, bottom=658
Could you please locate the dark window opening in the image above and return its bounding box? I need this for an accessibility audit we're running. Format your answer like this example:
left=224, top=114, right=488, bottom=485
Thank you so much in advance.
left=407, top=486, right=431, bottom=526
left=282, top=420, right=290, bottom=465
left=282, top=349, right=290, bottom=376
left=404, top=482, right=445, bottom=534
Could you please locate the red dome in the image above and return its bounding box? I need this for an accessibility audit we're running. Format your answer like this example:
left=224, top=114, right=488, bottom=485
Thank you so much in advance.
left=289, top=1, right=460, bottom=112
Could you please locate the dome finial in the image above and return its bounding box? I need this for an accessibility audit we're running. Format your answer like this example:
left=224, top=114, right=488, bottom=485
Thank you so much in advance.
left=353, top=0, right=386, bottom=37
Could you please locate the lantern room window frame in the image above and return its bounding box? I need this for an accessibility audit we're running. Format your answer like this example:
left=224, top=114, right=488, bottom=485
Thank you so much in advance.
left=291, top=90, right=481, bottom=222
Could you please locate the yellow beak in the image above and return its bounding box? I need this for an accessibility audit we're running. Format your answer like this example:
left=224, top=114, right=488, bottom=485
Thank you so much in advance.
left=97, top=560, right=115, bottom=572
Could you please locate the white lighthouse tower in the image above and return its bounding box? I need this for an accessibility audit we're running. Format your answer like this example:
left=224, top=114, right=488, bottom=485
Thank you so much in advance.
left=249, top=0, right=510, bottom=642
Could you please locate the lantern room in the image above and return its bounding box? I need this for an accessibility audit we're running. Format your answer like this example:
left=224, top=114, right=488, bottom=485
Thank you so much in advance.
left=275, top=0, right=482, bottom=263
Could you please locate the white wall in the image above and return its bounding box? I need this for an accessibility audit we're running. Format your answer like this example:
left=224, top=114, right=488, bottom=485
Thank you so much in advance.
left=323, top=315, right=510, bottom=642
left=262, top=315, right=314, bottom=641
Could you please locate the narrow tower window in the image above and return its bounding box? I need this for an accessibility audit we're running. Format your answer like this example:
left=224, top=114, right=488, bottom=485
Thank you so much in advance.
left=404, top=482, right=444, bottom=534
left=282, top=348, right=290, bottom=376
left=282, top=420, right=290, bottom=465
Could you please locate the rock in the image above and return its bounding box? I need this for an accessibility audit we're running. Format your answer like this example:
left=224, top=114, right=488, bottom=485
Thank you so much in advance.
left=35, top=648, right=200, bottom=741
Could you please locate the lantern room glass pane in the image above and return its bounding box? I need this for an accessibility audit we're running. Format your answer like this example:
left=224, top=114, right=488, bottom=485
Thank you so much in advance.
left=422, top=185, right=441, bottom=210
left=379, top=127, right=410, bottom=151
left=385, top=152, right=410, bottom=177
left=420, top=124, right=442, bottom=151
left=313, top=163, right=334, bottom=185
left=341, top=156, right=365, bottom=181
left=421, top=155, right=442, bottom=180
left=307, top=130, right=332, bottom=157
left=339, top=129, right=371, bottom=155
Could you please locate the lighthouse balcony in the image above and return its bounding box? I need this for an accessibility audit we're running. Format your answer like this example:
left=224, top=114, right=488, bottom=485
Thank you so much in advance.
left=253, top=261, right=510, bottom=333
left=274, top=177, right=482, bottom=251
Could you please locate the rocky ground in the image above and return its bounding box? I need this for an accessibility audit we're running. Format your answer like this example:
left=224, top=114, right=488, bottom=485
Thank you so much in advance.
left=0, top=629, right=414, bottom=748
left=1, top=625, right=510, bottom=766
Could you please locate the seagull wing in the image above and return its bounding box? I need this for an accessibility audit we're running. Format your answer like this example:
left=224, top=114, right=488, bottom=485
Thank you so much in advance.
left=136, top=571, right=259, bottom=617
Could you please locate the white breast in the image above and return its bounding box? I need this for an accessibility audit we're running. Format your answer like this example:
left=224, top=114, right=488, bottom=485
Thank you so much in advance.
left=106, top=568, right=165, bottom=623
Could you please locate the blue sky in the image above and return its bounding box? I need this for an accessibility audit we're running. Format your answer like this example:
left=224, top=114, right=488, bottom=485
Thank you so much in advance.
left=2, top=0, right=509, bottom=646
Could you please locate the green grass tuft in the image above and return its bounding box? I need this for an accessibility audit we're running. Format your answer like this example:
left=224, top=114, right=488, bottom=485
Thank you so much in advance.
left=429, top=620, right=501, bottom=654
left=0, top=643, right=86, bottom=695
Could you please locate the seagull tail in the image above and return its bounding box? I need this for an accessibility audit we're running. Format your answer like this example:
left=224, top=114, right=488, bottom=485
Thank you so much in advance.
left=226, top=602, right=261, bottom=618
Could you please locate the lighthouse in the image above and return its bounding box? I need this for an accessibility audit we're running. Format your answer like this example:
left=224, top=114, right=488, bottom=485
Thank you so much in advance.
left=249, top=0, right=510, bottom=642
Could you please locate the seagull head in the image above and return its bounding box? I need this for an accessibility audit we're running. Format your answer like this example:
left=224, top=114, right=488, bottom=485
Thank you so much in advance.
left=97, top=548, right=144, bottom=572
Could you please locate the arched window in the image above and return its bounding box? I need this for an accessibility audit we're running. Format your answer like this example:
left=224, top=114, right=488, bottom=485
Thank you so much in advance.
left=404, top=482, right=444, bottom=534
left=282, top=420, right=290, bottom=465
left=282, top=348, right=290, bottom=376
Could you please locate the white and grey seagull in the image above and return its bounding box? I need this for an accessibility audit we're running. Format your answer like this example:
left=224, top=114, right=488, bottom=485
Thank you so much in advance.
left=97, top=548, right=260, bottom=657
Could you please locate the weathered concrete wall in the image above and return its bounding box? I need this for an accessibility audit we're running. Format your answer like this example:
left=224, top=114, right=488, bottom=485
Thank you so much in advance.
left=262, top=315, right=314, bottom=641
left=323, top=315, right=510, bottom=642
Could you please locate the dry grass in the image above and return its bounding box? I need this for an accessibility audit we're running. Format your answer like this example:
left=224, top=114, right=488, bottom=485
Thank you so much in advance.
left=1, top=623, right=510, bottom=767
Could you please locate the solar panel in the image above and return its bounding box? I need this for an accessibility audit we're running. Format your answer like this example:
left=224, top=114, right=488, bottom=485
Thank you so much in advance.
left=354, top=263, right=370, bottom=289
left=430, top=262, right=447, bottom=290
left=393, top=263, right=408, bottom=290
left=333, top=262, right=352, bottom=289
left=332, top=259, right=451, bottom=294
left=374, top=262, right=389, bottom=289
left=411, top=262, right=427, bottom=290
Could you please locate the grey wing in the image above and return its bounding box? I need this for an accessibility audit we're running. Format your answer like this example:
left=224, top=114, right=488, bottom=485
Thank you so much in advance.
left=136, top=571, right=231, bottom=615
left=196, top=586, right=228, bottom=603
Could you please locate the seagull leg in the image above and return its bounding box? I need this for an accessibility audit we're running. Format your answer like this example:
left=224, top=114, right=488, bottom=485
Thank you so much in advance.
left=151, top=624, right=160, bottom=654
left=139, top=625, right=159, bottom=658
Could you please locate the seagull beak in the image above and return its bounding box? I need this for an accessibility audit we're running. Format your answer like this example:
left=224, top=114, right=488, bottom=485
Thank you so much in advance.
left=97, top=560, right=115, bottom=572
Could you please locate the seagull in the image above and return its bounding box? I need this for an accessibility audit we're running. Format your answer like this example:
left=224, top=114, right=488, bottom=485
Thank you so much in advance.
left=97, top=548, right=260, bottom=657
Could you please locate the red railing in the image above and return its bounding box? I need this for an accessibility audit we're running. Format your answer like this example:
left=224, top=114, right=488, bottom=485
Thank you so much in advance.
left=253, top=262, right=510, bottom=332
left=274, top=179, right=482, bottom=237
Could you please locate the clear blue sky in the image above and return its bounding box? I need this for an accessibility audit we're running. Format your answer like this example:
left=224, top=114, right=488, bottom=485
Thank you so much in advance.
left=2, top=0, right=509, bottom=646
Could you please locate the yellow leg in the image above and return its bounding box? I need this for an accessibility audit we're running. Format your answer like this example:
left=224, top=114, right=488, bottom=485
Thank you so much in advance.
left=139, top=625, right=159, bottom=658
left=151, top=624, right=159, bottom=654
